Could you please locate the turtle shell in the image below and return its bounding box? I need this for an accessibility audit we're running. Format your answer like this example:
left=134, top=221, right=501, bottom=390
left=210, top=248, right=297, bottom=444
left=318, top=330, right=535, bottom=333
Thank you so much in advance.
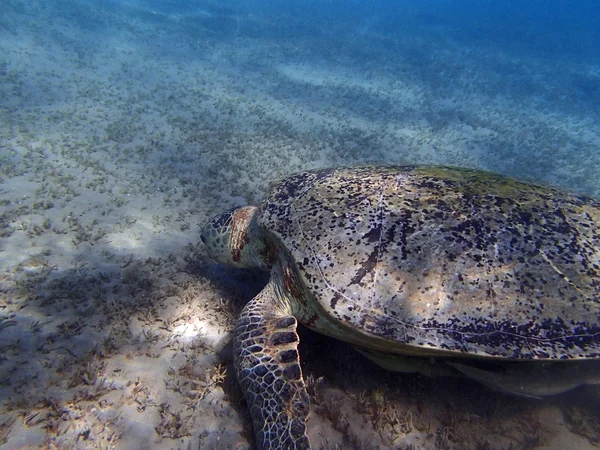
left=258, top=166, right=600, bottom=360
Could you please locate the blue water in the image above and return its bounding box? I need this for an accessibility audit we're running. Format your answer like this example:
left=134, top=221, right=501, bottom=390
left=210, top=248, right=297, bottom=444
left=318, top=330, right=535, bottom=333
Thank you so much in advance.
left=3, top=2, right=599, bottom=182
left=82, top=0, right=600, bottom=194
left=1, top=1, right=599, bottom=449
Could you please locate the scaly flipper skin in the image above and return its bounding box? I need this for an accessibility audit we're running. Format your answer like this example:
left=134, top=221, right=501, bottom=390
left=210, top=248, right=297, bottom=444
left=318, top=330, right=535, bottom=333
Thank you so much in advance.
left=233, top=281, right=311, bottom=450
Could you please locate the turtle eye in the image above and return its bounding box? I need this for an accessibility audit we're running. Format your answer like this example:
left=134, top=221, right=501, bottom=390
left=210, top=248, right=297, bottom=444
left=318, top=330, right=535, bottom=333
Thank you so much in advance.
left=200, top=231, right=207, bottom=244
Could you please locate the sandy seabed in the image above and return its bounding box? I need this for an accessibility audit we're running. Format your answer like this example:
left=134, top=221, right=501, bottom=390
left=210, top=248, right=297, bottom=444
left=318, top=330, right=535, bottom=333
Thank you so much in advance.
left=1, top=1, right=599, bottom=449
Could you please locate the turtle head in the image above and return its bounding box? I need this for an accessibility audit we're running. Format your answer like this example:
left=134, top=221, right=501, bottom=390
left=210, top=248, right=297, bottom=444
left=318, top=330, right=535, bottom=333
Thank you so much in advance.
left=201, top=206, right=271, bottom=269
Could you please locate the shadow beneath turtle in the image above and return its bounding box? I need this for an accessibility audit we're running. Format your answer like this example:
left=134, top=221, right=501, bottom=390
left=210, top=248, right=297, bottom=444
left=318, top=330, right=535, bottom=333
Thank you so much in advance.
left=555, top=386, right=600, bottom=445
left=295, top=327, right=600, bottom=449
left=183, top=258, right=268, bottom=315
left=184, top=257, right=269, bottom=441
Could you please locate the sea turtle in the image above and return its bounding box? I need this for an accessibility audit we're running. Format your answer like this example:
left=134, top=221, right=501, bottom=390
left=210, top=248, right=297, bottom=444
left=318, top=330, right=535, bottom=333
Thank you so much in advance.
left=200, top=165, right=600, bottom=450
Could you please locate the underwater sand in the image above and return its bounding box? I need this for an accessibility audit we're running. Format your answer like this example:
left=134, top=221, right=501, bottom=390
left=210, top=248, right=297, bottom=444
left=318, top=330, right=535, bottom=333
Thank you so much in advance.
left=0, top=1, right=599, bottom=449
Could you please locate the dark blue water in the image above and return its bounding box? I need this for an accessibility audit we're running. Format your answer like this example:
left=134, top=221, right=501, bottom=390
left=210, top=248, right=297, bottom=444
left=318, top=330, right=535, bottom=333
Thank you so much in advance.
left=1, top=2, right=600, bottom=449
left=118, top=0, right=600, bottom=111
left=2, top=0, right=599, bottom=217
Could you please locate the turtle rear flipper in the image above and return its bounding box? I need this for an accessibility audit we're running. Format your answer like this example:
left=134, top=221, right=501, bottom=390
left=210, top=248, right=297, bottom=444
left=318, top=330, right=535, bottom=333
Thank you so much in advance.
left=233, top=281, right=311, bottom=450
left=448, top=360, right=600, bottom=399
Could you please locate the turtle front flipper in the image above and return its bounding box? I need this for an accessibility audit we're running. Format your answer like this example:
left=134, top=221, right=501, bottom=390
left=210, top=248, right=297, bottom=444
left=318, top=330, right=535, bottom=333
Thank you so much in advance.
left=233, top=281, right=311, bottom=450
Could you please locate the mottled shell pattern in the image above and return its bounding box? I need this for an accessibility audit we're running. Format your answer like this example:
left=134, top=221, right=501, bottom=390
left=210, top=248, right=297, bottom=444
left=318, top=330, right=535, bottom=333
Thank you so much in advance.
left=258, top=166, right=600, bottom=360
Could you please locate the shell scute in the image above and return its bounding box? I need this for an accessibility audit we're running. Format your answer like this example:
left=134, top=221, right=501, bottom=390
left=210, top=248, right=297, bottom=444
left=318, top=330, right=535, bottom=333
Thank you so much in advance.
left=259, top=166, right=600, bottom=360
